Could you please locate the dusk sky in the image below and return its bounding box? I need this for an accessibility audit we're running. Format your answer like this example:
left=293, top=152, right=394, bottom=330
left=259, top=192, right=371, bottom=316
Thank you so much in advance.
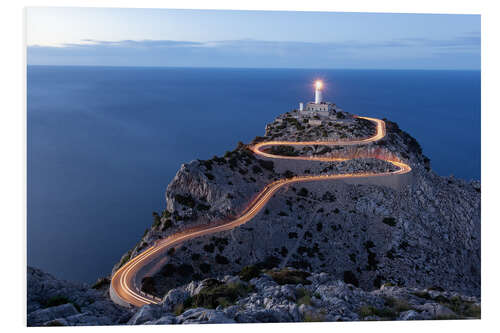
left=27, top=7, right=481, bottom=69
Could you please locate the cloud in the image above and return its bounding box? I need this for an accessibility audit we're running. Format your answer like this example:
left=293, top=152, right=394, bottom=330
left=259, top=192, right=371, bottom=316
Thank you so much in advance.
left=27, top=35, right=480, bottom=69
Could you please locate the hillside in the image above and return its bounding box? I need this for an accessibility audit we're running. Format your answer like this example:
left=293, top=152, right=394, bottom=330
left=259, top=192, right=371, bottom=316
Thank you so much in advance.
left=114, top=109, right=480, bottom=300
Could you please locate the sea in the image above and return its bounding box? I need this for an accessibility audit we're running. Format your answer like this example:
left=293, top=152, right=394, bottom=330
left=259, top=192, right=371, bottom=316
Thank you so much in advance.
left=27, top=66, right=481, bottom=283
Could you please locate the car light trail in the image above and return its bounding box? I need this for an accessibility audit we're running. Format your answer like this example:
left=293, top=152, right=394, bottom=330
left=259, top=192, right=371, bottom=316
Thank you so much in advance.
left=110, top=116, right=412, bottom=307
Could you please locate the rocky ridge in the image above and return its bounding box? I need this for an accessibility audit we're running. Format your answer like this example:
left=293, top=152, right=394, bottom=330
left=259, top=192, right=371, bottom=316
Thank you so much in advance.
left=27, top=266, right=480, bottom=326
left=27, top=107, right=480, bottom=325
left=118, top=109, right=479, bottom=300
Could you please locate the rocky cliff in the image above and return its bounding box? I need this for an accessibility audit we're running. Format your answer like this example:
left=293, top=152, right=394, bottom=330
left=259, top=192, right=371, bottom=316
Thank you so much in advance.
left=116, top=109, right=480, bottom=301
left=28, top=266, right=480, bottom=326
left=28, top=108, right=480, bottom=326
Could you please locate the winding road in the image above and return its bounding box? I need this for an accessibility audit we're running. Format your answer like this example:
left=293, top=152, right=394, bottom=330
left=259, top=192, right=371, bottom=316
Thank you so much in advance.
left=110, top=116, right=412, bottom=307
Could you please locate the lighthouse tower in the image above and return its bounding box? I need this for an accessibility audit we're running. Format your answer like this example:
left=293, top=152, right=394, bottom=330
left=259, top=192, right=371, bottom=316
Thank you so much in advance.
left=315, top=80, right=323, bottom=104
left=297, top=80, right=337, bottom=117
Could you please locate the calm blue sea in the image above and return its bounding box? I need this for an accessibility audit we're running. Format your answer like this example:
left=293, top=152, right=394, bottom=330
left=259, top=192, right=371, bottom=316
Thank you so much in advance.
left=27, top=66, right=481, bottom=283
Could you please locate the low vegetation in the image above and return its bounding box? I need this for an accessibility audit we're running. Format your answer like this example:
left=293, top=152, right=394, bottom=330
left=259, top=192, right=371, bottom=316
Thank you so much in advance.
left=267, top=268, right=311, bottom=285
left=358, top=305, right=398, bottom=320
left=239, top=265, right=261, bottom=281
left=174, top=194, right=196, bottom=208
left=189, top=279, right=254, bottom=309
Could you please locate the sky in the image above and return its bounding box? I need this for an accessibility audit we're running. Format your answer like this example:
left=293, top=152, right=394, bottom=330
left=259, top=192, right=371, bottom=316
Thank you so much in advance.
left=26, top=7, right=481, bottom=69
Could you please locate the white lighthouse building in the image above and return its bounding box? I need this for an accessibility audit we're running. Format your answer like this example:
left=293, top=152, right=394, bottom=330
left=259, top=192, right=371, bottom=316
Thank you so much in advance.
left=299, top=80, right=337, bottom=116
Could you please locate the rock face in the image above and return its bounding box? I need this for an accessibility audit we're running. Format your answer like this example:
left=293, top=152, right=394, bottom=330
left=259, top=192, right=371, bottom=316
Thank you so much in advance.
left=29, top=107, right=480, bottom=325
left=130, top=270, right=481, bottom=324
left=27, top=267, right=132, bottom=326
left=118, top=110, right=479, bottom=300
left=28, top=267, right=480, bottom=325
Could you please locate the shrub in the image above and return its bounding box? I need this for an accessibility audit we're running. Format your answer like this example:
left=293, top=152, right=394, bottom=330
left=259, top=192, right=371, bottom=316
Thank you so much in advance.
left=297, top=188, right=309, bottom=197
left=258, top=159, right=274, bottom=171
left=205, top=173, right=215, bottom=180
left=383, top=296, right=412, bottom=312
left=278, top=211, right=288, bottom=217
left=343, top=271, right=359, bottom=287
left=412, top=291, right=433, bottom=300
left=91, top=278, right=110, bottom=290
left=160, top=263, right=176, bottom=277
left=268, top=269, right=311, bottom=285
left=167, top=248, right=175, bottom=256
left=252, top=165, right=262, bottom=174
left=290, top=259, right=312, bottom=271
left=199, top=263, right=211, bottom=274
left=191, top=281, right=253, bottom=309
left=178, top=264, right=194, bottom=276
left=256, top=256, right=281, bottom=269
left=197, top=203, right=210, bottom=211
left=358, top=305, right=397, bottom=319
left=296, top=288, right=312, bottom=306
left=438, top=295, right=481, bottom=318
left=288, top=232, right=298, bottom=239
left=175, top=194, right=196, bottom=208
left=303, top=312, right=325, bottom=322
left=239, top=265, right=261, bottom=281
left=43, top=296, right=70, bottom=308
left=118, top=250, right=132, bottom=269
left=215, top=254, right=230, bottom=265
left=161, top=219, right=173, bottom=231
left=191, top=253, right=201, bottom=261
left=203, top=243, right=215, bottom=253
left=141, top=277, right=157, bottom=295
left=382, top=217, right=397, bottom=227
left=152, top=212, right=161, bottom=228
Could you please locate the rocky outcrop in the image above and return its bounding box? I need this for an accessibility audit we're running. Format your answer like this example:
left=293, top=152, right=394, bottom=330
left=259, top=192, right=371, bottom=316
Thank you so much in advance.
left=27, top=267, right=132, bottom=326
left=118, top=110, right=479, bottom=300
left=126, top=270, right=480, bottom=324
left=29, top=266, right=479, bottom=326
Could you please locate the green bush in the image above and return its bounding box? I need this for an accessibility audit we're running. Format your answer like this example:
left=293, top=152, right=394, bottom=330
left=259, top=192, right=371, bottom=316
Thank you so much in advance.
left=152, top=212, right=161, bottom=228
left=303, top=312, right=325, bottom=322
left=239, top=265, right=261, bottom=281
left=296, top=288, right=312, bottom=306
left=358, top=305, right=397, bottom=319
left=268, top=269, right=311, bottom=285
left=191, top=281, right=253, bottom=309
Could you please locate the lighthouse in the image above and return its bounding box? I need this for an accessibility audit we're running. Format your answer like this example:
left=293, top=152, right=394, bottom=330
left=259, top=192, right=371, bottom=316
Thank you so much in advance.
left=315, top=80, right=323, bottom=104
left=297, top=80, right=337, bottom=117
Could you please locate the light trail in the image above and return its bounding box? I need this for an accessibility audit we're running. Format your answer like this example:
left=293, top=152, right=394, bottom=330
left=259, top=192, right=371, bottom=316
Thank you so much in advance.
left=110, top=116, right=412, bottom=307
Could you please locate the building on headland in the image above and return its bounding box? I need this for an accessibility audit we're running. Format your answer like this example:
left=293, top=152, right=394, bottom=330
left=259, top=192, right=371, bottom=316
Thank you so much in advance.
left=298, top=80, right=338, bottom=125
left=274, top=80, right=344, bottom=126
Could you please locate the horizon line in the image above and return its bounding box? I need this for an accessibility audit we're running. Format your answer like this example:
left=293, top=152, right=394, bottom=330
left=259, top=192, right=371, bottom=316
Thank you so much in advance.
left=27, top=64, right=481, bottom=71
